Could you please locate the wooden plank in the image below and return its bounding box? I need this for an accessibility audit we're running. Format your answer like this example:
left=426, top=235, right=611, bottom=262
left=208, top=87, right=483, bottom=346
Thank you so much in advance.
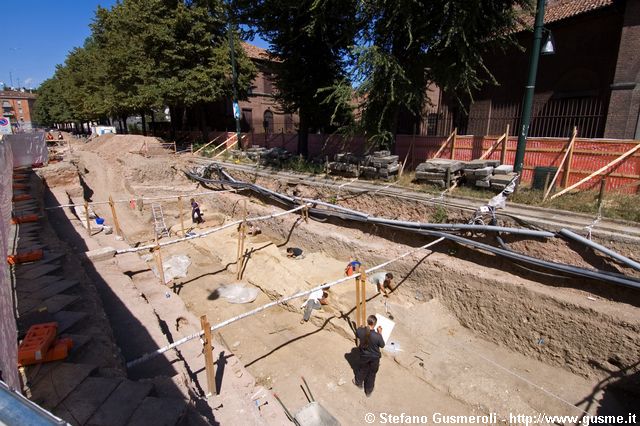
left=550, top=143, right=640, bottom=200
left=543, top=127, right=577, bottom=201
left=53, top=377, right=122, bottom=425
left=561, top=127, right=578, bottom=188
left=478, top=133, right=506, bottom=160
left=16, top=263, right=62, bottom=280
left=29, top=363, right=97, bottom=409
left=19, top=294, right=80, bottom=316
left=200, top=315, right=216, bottom=396
left=193, top=133, right=224, bottom=155
left=500, top=124, right=510, bottom=164
left=450, top=128, right=457, bottom=159
left=431, top=129, right=455, bottom=159
left=127, top=397, right=186, bottom=426
left=25, top=280, right=79, bottom=300
left=87, top=380, right=153, bottom=426
left=53, top=310, right=89, bottom=333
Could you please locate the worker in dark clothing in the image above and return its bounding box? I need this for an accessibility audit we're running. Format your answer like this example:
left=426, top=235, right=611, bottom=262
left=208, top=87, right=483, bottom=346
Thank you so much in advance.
left=190, top=198, right=203, bottom=224
left=353, top=315, right=385, bottom=397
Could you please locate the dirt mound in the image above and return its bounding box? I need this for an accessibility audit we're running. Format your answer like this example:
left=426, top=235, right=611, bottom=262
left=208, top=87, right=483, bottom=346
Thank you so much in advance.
left=81, top=134, right=168, bottom=161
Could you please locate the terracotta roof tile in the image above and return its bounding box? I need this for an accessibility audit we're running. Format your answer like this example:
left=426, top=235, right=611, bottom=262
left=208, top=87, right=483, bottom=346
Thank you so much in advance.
left=241, top=41, right=271, bottom=61
left=520, top=0, right=614, bottom=27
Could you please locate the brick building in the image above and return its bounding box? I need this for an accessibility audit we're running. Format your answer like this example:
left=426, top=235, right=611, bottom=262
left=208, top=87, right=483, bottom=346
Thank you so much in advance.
left=418, top=0, right=640, bottom=140
left=0, top=90, right=37, bottom=132
left=238, top=42, right=297, bottom=135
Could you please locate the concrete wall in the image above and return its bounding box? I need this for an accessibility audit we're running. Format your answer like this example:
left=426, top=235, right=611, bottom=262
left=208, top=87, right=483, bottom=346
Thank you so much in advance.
left=0, top=138, right=18, bottom=389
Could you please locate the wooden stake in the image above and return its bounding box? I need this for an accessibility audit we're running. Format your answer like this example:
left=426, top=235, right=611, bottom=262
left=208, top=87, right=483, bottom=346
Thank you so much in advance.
left=108, top=195, right=123, bottom=238
left=178, top=196, right=185, bottom=236
left=355, top=272, right=361, bottom=327
left=236, top=201, right=247, bottom=280
left=200, top=315, right=216, bottom=396
left=479, top=132, right=507, bottom=160
left=359, top=270, right=367, bottom=327
left=597, top=178, right=607, bottom=211
left=84, top=200, right=91, bottom=235
left=501, top=124, right=510, bottom=164
left=543, top=127, right=577, bottom=201
left=542, top=172, right=551, bottom=197
left=154, top=234, right=166, bottom=286
left=450, top=128, right=457, bottom=160
left=432, top=129, right=456, bottom=159
left=561, top=126, right=578, bottom=188
left=550, top=143, right=640, bottom=200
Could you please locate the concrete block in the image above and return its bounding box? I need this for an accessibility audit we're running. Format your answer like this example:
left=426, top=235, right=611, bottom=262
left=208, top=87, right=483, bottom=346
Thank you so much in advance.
left=475, top=179, right=491, bottom=188
left=494, top=165, right=514, bottom=175
left=490, top=173, right=517, bottom=184
left=85, top=247, right=117, bottom=261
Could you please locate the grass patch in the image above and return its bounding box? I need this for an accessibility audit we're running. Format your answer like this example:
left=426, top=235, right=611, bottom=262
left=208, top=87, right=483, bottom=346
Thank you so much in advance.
left=281, top=156, right=326, bottom=174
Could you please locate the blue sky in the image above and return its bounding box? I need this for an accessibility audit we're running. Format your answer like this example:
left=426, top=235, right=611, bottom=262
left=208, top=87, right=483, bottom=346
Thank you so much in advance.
left=1, top=0, right=269, bottom=90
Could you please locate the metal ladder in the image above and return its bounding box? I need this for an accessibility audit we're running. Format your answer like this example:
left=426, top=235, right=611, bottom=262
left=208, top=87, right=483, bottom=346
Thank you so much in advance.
left=151, top=203, right=170, bottom=238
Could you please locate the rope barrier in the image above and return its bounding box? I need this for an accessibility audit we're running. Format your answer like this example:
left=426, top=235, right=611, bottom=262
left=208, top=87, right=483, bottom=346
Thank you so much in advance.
left=115, top=204, right=309, bottom=254
left=44, top=188, right=247, bottom=210
left=125, top=237, right=444, bottom=368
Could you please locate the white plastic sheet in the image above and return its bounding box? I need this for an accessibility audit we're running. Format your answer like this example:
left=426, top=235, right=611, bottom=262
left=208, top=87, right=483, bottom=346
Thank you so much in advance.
left=5, top=133, right=48, bottom=167
left=216, top=283, right=259, bottom=304
left=151, top=254, right=191, bottom=284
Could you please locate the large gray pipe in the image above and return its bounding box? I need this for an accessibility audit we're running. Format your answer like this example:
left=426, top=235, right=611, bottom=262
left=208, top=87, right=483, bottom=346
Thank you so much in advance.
left=367, top=217, right=555, bottom=238
left=558, top=228, right=640, bottom=272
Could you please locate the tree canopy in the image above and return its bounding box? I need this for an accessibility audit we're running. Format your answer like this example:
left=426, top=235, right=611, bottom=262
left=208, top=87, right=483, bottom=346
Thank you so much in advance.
left=34, top=0, right=255, bottom=132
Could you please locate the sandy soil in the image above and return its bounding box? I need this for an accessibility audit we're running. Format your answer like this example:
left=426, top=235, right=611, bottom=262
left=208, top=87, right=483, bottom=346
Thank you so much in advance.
left=42, top=134, right=639, bottom=424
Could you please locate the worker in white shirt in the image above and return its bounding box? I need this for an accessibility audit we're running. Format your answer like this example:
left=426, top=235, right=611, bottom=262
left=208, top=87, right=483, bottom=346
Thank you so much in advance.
left=300, top=287, right=329, bottom=323
left=368, top=272, right=394, bottom=297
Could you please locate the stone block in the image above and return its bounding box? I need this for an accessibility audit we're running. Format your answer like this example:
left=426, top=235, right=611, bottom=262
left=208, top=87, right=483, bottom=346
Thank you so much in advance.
left=494, top=165, right=514, bottom=175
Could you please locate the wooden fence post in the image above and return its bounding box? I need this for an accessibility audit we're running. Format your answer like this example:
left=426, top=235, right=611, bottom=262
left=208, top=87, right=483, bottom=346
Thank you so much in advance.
left=561, top=127, right=578, bottom=188
left=355, top=271, right=361, bottom=327
left=200, top=315, right=216, bottom=396
left=597, top=178, right=607, bottom=211
left=501, top=124, right=510, bottom=164
left=154, top=234, right=166, bottom=286
left=359, top=270, right=367, bottom=327
left=84, top=200, right=91, bottom=235
left=236, top=201, right=247, bottom=280
left=178, top=196, right=185, bottom=237
left=450, top=128, right=457, bottom=160
left=108, top=195, right=123, bottom=238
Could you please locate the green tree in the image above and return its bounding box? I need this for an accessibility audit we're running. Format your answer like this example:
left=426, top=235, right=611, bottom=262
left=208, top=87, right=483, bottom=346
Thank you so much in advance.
left=354, top=0, right=531, bottom=150
left=238, top=0, right=357, bottom=157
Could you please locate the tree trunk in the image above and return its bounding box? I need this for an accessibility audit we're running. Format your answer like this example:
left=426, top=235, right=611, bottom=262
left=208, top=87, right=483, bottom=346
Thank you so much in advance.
left=169, top=105, right=179, bottom=141
left=150, top=110, right=156, bottom=136
left=198, top=104, right=209, bottom=144
left=121, top=115, right=128, bottom=134
left=297, top=113, right=309, bottom=158
left=141, top=111, right=147, bottom=136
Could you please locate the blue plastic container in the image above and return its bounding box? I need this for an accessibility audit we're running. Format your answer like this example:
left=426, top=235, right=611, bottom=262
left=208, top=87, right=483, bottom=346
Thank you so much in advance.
left=95, top=218, right=105, bottom=225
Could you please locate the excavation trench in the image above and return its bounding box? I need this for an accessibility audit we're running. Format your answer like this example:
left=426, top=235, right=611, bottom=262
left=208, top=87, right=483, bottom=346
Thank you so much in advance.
left=46, top=138, right=640, bottom=422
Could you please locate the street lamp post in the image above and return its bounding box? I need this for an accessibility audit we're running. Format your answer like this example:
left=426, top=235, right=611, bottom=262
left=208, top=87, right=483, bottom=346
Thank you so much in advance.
left=227, top=3, right=242, bottom=150
left=513, top=0, right=547, bottom=174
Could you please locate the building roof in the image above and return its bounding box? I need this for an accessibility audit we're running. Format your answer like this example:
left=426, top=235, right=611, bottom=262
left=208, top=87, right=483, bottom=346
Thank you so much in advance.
left=241, top=41, right=271, bottom=61
left=0, top=90, right=37, bottom=100
left=544, top=0, right=614, bottom=24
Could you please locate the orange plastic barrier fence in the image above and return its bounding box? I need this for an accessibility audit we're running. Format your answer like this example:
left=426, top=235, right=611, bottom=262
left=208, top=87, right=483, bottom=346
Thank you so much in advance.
left=11, top=214, right=39, bottom=224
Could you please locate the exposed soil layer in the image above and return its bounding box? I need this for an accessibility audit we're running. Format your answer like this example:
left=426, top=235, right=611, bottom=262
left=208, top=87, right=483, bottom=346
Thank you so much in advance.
left=58, top=136, right=640, bottom=420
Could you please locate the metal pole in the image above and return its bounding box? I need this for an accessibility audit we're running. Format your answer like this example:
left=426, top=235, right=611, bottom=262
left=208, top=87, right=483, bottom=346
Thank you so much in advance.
left=513, top=0, right=547, bottom=173
left=227, top=1, right=242, bottom=150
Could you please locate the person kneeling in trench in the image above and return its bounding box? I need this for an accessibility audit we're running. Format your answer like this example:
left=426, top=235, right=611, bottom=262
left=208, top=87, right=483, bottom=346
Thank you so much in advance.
left=300, top=287, right=328, bottom=324
left=368, top=271, right=394, bottom=297
left=353, top=315, right=385, bottom=397
left=190, top=198, right=203, bottom=224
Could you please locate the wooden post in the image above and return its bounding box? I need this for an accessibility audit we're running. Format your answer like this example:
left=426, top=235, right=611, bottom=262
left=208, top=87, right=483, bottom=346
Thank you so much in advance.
left=200, top=315, right=216, bottom=396
left=542, top=172, right=551, bottom=197
left=432, top=129, right=456, bottom=159
left=236, top=201, right=247, bottom=280
left=108, top=195, right=123, bottom=238
left=561, top=127, right=578, bottom=188
left=154, top=234, right=166, bottom=286
left=355, top=273, right=361, bottom=327
left=597, top=178, right=607, bottom=211
left=84, top=200, right=91, bottom=235
left=359, top=270, right=367, bottom=327
left=550, top=143, right=640, bottom=200
left=178, top=196, right=185, bottom=236
left=450, top=128, right=457, bottom=160
left=543, top=129, right=577, bottom=201
left=501, top=124, right=510, bottom=164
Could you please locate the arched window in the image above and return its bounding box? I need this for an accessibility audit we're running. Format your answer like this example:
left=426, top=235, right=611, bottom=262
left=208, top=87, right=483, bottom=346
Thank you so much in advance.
left=263, top=110, right=274, bottom=133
